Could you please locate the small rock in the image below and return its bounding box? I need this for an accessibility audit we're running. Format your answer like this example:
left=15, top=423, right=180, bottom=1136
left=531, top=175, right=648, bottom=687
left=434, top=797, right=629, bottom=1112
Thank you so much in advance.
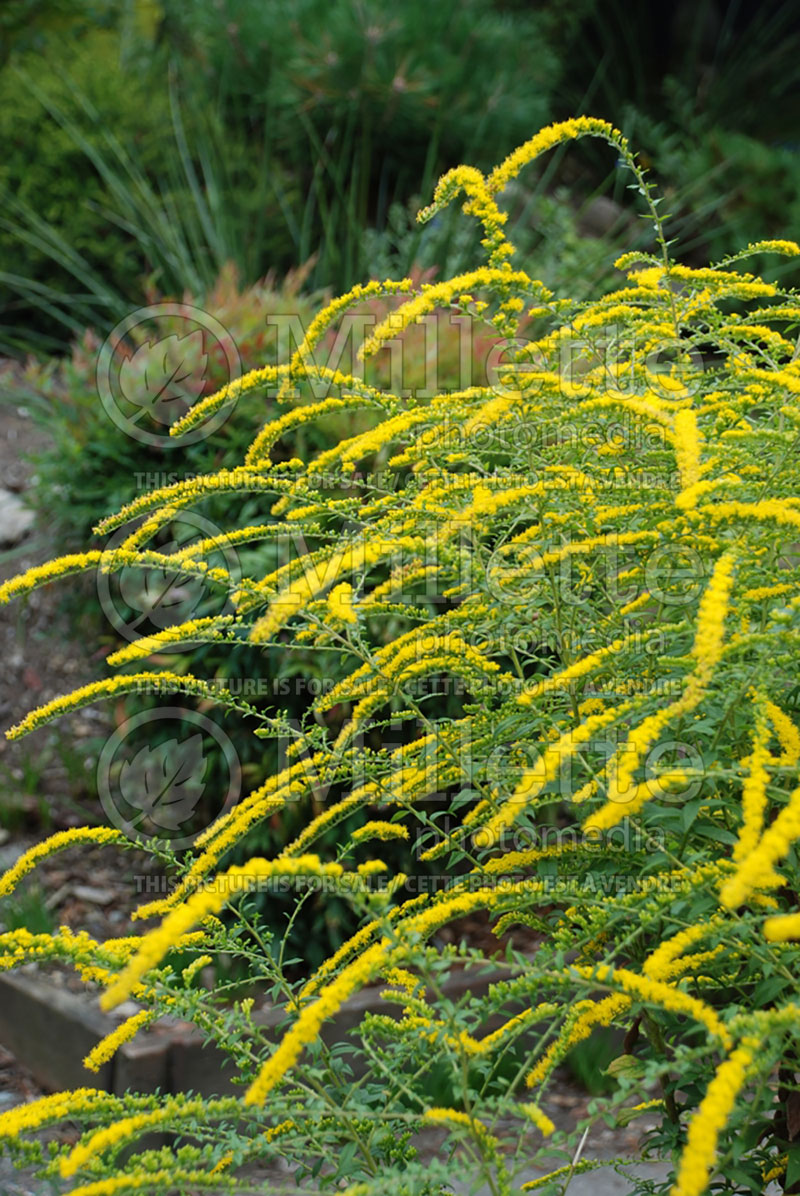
left=0, top=490, right=35, bottom=546
left=44, top=883, right=73, bottom=911
left=71, top=885, right=117, bottom=906
left=113, top=1000, right=143, bottom=1020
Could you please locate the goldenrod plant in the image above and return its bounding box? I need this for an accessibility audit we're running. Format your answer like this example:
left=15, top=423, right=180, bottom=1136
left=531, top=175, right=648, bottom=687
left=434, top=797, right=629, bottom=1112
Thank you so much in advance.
left=3, top=116, right=800, bottom=1195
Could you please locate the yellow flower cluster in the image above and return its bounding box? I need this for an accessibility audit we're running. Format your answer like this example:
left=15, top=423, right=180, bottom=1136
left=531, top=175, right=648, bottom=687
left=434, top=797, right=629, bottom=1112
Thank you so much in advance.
left=6, top=671, right=232, bottom=741
left=101, top=856, right=345, bottom=1010
left=421, top=1107, right=502, bottom=1166
left=170, top=363, right=284, bottom=435
left=62, top=1170, right=223, bottom=1196
left=574, top=964, right=731, bottom=1049
left=526, top=993, right=629, bottom=1087
left=82, top=1009, right=156, bottom=1072
left=477, top=701, right=634, bottom=847
left=327, top=582, right=358, bottom=625
left=487, top=116, right=625, bottom=194
left=61, top=1094, right=242, bottom=1176
left=642, top=920, right=719, bottom=981
left=764, top=700, right=800, bottom=766
left=0, top=551, right=104, bottom=604
left=732, top=704, right=772, bottom=865
left=670, top=1039, right=757, bottom=1196
left=246, top=392, right=386, bottom=465
left=250, top=540, right=389, bottom=641
left=351, top=821, right=409, bottom=844
left=0, top=827, right=129, bottom=896
left=585, top=551, right=736, bottom=832
left=417, top=166, right=513, bottom=267
left=361, top=268, right=533, bottom=360
left=519, top=1104, right=556, bottom=1137
left=107, top=614, right=235, bottom=665
left=0, top=1088, right=108, bottom=1140
left=720, top=781, right=800, bottom=909
left=673, top=407, right=702, bottom=500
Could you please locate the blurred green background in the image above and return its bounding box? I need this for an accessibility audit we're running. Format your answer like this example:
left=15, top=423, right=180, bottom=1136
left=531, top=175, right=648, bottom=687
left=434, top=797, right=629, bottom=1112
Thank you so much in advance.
left=2, top=0, right=800, bottom=354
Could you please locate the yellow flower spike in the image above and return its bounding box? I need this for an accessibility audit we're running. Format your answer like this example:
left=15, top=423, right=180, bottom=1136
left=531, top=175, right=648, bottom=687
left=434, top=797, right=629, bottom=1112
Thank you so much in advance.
left=0, top=1088, right=109, bottom=1140
left=699, top=499, right=800, bottom=534
left=6, top=671, right=245, bottom=740
left=477, top=701, right=634, bottom=847
left=63, top=1170, right=220, bottom=1196
left=522, top=1162, right=603, bottom=1191
left=763, top=913, right=800, bottom=941
left=487, top=116, right=626, bottom=195
left=585, top=550, right=737, bottom=833
left=106, top=615, right=235, bottom=665
left=517, top=629, right=668, bottom=704
left=82, top=1010, right=156, bottom=1072
left=327, top=581, right=358, bottom=625
left=642, top=920, right=721, bottom=981
left=520, top=529, right=660, bottom=573
left=245, top=940, right=388, bottom=1103
left=169, top=522, right=294, bottom=563
left=463, top=1005, right=559, bottom=1059
left=248, top=542, right=368, bottom=641
left=673, top=407, right=702, bottom=497
left=421, top=1107, right=503, bottom=1169
left=720, top=780, right=800, bottom=909
left=764, top=700, right=800, bottom=767
left=731, top=703, right=772, bottom=865
left=0, top=827, right=131, bottom=897
left=416, top=163, right=522, bottom=272
left=100, top=856, right=344, bottom=1011
left=727, top=238, right=800, bottom=258
left=181, top=954, right=213, bottom=982
left=208, top=1151, right=235, bottom=1176
left=360, top=268, right=537, bottom=360
left=351, top=821, right=409, bottom=844
left=670, top=1038, right=758, bottom=1196
left=519, top=1104, right=556, bottom=1137
left=93, top=466, right=287, bottom=537
left=742, top=581, right=795, bottom=604
left=245, top=392, right=388, bottom=466
left=0, top=551, right=104, bottom=605
left=169, top=362, right=285, bottom=436
left=299, top=920, right=384, bottom=1001
left=526, top=994, right=630, bottom=1087
left=0, top=545, right=239, bottom=608
left=277, top=278, right=413, bottom=402
left=574, top=964, right=731, bottom=1050
left=61, top=1093, right=209, bottom=1176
